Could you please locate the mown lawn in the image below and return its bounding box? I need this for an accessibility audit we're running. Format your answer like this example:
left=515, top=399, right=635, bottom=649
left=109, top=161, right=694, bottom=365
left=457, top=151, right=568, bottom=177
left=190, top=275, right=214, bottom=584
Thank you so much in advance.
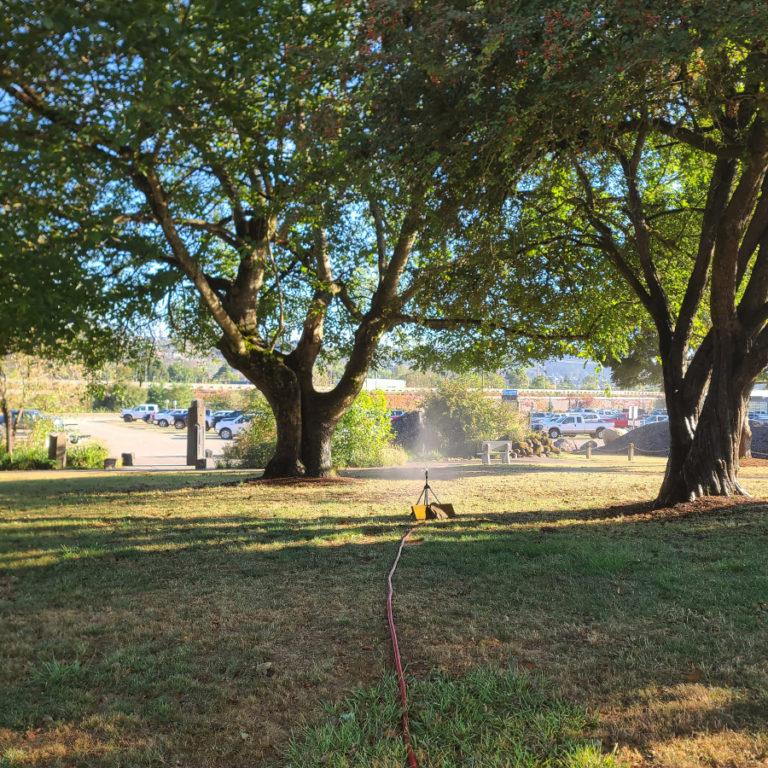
left=1, top=456, right=767, bottom=767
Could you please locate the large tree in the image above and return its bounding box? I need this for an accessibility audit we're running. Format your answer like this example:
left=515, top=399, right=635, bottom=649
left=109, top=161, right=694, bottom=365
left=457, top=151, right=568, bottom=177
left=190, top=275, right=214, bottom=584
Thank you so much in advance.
left=2, top=0, right=598, bottom=476
left=0, top=175, right=121, bottom=451
left=0, top=0, right=436, bottom=476
left=364, top=0, right=768, bottom=503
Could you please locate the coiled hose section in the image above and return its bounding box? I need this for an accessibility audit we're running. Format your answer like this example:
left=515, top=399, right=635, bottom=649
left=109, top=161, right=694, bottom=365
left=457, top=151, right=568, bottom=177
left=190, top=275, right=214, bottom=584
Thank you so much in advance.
left=387, top=523, right=424, bottom=768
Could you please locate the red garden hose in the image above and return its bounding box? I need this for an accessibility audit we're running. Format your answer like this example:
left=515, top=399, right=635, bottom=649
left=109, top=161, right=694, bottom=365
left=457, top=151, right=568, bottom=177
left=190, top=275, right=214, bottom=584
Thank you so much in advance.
left=387, top=522, right=425, bottom=768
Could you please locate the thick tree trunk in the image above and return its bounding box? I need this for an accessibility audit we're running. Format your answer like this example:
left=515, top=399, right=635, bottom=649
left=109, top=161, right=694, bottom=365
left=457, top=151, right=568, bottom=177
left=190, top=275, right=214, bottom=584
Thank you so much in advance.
left=218, top=340, right=359, bottom=478
left=1, top=400, right=13, bottom=456
left=301, top=414, right=337, bottom=477
left=264, top=395, right=305, bottom=478
left=656, top=343, right=750, bottom=506
left=656, top=348, right=699, bottom=505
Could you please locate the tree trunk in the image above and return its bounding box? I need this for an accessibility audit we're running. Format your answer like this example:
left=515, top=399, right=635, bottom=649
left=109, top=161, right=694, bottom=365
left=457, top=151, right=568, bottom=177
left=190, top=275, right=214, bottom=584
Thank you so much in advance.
left=656, top=342, right=750, bottom=506
left=1, top=399, right=13, bottom=456
left=263, top=395, right=305, bottom=478
left=218, top=341, right=357, bottom=479
left=301, top=414, right=337, bottom=477
left=655, top=347, right=699, bottom=505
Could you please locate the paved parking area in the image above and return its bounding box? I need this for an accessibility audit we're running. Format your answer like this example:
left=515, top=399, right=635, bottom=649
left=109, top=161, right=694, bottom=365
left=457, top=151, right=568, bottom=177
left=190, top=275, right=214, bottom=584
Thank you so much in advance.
left=63, top=414, right=228, bottom=469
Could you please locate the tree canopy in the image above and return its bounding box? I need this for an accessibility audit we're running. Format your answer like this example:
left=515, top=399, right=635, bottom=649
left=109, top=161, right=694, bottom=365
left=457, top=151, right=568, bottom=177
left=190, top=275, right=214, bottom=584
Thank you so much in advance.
left=360, top=0, right=768, bottom=501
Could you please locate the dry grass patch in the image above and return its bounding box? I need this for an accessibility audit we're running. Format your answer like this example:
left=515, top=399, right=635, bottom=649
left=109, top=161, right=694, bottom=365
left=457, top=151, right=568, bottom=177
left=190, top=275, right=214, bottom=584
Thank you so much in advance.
left=1, top=458, right=767, bottom=766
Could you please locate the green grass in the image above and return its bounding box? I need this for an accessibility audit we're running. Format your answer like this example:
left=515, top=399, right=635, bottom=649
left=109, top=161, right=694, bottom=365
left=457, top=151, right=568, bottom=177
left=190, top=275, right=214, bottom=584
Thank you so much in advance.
left=285, top=669, right=620, bottom=767
left=1, top=458, right=768, bottom=766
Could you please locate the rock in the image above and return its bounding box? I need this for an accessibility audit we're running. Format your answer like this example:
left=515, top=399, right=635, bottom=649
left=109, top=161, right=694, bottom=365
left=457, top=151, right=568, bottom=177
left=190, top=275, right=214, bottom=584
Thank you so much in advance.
left=553, top=438, right=578, bottom=453
left=601, top=428, right=626, bottom=444
left=580, top=440, right=599, bottom=453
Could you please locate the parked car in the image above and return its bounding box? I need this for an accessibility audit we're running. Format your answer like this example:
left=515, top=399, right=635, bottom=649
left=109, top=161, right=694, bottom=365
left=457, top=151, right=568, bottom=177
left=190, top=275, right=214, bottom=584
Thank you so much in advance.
left=209, top=410, right=242, bottom=429
left=748, top=411, right=768, bottom=422
left=151, top=409, right=187, bottom=428
left=121, top=404, right=160, bottom=422
left=531, top=413, right=565, bottom=430
left=173, top=409, right=211, bottom=430
left=216, top=414, right=251, bottom=440
left=640, top=414, right=669, bottom=426
left=544, top=413, right=614, bottom=439
left=0, top=409, right=57, bottom=428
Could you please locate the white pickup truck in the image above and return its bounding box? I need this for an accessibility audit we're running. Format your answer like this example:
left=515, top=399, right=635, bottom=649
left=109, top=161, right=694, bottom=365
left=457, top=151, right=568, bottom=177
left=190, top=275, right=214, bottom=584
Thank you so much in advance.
left=541, top=413, right=613, bottom=439
left=120, top=403, right=160, bottom=422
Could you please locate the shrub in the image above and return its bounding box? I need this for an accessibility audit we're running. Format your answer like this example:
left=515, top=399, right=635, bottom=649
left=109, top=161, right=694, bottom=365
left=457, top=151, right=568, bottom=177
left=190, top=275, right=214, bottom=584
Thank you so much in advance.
left=423, top=379, right=527, bottom=457
left=332, top=390, right=404, bottom=468
left=0, top=446, right=56, bottom=470
left=84, top=381, right=143, bottom=411
left=219, top=390, right=407, bottom=469
left=67, top=441, right=110, bottom=469
left=219, top=394, right=276, bottom=468
left=146, top=383, right=168, bottom=404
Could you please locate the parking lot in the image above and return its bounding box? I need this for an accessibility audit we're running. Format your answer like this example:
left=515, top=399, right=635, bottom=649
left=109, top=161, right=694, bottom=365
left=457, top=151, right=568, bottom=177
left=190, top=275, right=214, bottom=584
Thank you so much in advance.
left=64, top=414, right=228, bottom=469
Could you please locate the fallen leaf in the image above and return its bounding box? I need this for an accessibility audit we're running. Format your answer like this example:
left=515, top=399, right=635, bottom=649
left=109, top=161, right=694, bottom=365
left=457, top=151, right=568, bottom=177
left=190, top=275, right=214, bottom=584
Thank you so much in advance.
left=240, top=732, right=249, bottom=741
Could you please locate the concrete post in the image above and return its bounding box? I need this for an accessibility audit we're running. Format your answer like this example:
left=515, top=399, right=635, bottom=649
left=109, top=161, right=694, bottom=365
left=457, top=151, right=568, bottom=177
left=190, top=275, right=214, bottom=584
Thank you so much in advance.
left=482, top=445, right=491, bottom=465
left=586, top=443, right=592, bottom=459
left=48, top=433, right=67, bottom=469
left=628, top=442, right=634, bottom=461
left=502, top=444, right=511, bottom=464
left=186, top=399, right=205, bottom=466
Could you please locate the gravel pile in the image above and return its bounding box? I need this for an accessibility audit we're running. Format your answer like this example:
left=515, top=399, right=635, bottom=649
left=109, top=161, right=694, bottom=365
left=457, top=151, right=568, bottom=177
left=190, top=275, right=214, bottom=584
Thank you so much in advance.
left=596, top=421, right=768, bottom=458
left=596, top=422, right=669, bottom=456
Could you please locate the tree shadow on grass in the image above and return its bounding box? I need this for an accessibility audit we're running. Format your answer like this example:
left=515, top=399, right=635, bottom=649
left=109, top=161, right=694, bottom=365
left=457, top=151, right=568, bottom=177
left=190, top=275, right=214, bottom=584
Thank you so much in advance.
left=2, top=486, right=767, bottom=767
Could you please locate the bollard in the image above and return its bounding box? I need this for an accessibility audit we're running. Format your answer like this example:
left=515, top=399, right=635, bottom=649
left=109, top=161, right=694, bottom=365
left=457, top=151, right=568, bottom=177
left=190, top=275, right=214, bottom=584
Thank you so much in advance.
left=502, top=444, right=511, bottom=464
left=186, top=398, right=206, bottom=466
left=586, top=443, right=592, bottom=459
left=482, top=446, right=491, bottom=465
left=48, top=433, right=67, bottom=469
left=628, top=442, right=634, bottom=461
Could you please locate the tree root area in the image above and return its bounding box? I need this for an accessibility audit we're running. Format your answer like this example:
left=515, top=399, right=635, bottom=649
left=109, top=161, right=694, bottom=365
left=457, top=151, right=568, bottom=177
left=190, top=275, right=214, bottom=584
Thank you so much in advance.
left=246, top=476, right=361, bottom=487
left=605, top=494, right=764, bottom=521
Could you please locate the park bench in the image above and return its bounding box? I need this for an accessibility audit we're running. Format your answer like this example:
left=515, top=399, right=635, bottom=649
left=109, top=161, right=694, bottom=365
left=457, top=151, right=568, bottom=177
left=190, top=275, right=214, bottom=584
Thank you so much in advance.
left=478, top=440, right=513, bottom=464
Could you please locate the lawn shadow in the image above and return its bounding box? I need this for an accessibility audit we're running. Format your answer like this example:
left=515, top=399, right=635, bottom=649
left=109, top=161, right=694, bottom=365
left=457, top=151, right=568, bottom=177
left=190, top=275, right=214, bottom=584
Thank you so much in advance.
left=2, top=479, right=767, bottom=767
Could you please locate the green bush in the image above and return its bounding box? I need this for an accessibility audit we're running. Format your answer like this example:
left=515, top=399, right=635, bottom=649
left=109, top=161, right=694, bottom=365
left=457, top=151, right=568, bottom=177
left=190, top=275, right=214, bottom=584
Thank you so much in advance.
left=84, top=381, right=144, bottom=411
left=146, top=383, right=168, bottom=404
left=423, top=378, right=527, bottom=457
left=332, top=390, right=404, bottom=468
left=0, top=446, right=56, bottom=470
left=219, top=390, right=407, bottom=469
left=26, top=417, right=61, bottom=448
left=67, top=441, right=110, bottom=469
left=219, top=395, right=276, bottom=468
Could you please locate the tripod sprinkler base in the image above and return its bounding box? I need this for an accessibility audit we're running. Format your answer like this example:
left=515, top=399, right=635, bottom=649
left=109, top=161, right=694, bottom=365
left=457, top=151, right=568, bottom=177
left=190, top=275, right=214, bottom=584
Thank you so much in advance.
left=410, top=503, right=456, bottom=520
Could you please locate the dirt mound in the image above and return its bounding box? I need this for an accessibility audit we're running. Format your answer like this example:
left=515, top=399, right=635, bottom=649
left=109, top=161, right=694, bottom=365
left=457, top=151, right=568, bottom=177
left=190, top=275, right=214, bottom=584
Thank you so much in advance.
left=595, top=422, right=670, bottom=456
left=747, top=424, right=768, bottom=458
left=596, top=421, right=768, bottom=459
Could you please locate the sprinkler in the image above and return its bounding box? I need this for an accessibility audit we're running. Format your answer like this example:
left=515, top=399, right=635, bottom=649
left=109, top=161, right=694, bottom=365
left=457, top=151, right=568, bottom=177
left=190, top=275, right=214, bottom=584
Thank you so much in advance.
left=410, top=469, right=456, bottom=520
left=388, top=469, right=457, bottom=767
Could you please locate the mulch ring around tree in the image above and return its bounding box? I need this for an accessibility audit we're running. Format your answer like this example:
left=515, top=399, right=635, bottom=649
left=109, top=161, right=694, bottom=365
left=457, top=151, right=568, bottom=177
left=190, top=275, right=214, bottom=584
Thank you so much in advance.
left=600, top=495, right=766, bottom=522
left=247, top=476, right=363, bottom=487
